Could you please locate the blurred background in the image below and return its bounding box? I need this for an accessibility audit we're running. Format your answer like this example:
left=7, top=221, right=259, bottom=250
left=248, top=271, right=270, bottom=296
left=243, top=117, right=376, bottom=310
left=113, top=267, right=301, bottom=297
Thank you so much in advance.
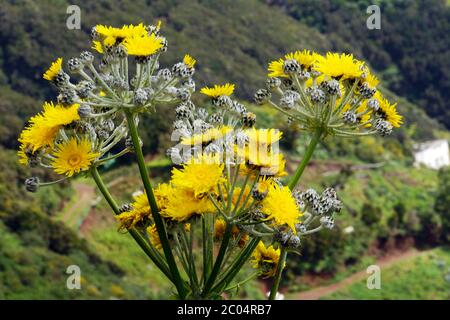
left=0, top=0, right=449, bottom=299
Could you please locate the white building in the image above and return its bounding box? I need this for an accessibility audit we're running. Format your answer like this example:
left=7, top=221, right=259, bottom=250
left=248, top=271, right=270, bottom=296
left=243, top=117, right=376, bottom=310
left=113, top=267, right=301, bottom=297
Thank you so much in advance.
left=413, top=139, right=450, bottom=169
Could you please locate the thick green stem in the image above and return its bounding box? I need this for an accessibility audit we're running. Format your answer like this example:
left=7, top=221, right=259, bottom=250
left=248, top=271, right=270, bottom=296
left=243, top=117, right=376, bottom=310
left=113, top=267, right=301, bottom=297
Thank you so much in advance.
left=202, top=223, right=233, bottom=297
left=89, top=166, right=173, bottom=280
left=211, top=237, right=260, bottom=293
left=288, top=127, right=323, bottom=190
left=268, top=247, right=287, bottom=300
left=125, top=111, right=188, bottom=299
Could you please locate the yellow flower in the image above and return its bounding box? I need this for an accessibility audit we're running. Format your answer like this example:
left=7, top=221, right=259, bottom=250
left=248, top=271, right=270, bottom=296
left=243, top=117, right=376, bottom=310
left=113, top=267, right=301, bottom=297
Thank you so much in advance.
left=237, top=146, right=287, bottom=177
left=162, top=188, right=215, bottom=222
left=260, top=183, right=302, bottom=232
left=268, top=50, right=321, bottom=78
left=252, top=241, right=281, bottom=278
left=268, top=58, right=287, bottom=78
left=18, top=117, right=60, bottom=152
left=92, top=41, right=104, bottom=53
left=244, top=128, right=283, bottom=146
left=171, top=154, right=225, bottom=198
left=40, top=102, right=80, bottom=127
left=183, top=54, right=196, bottom=68
left=17, top=144, right=32, bottom=165
left=116, top=211, right=137, bottom=232
left=375, top=92, right=403, bottom=128
left=314, top=52, right=364, bottom=80
left=285, top=50, right=320, bottom=70
left=95, top=23, right=148, bottom=47
left=180, top=126, right=233, bottom=146
left=147, top=225, right=162, bottom=250
left=123, top=33, right=164, bottom=57
left=214, top=218, right=227, bottom=239
left=200, top=83, right=235, bottom=98
left=51, top=138, right=99, bottom=177
left=363, top=70, right=379, bottom=89
left=43, top=58, right=63, bottom=81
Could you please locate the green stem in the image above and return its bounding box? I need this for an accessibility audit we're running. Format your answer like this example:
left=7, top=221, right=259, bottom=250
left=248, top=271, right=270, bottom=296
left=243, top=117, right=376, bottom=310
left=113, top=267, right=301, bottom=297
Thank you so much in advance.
left=202, top=223, right=233, bottom=297
left=89, top=166, right=172, bottom=280
left=211, top=237, right=260, bottom=293
left=268, top=247, right=287, bottom=300
left=125, top=111, right=188, bottom=299
left=288, top=127, right=323, bottom=190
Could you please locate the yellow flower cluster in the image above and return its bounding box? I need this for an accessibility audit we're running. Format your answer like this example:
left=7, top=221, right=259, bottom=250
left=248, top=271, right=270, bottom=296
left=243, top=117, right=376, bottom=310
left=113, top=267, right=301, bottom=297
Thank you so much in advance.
left=93, top=22, right=164, bottom=58
left=266, top=50, right=403, bottom=132
left=18, top=101, right=100, bottom=177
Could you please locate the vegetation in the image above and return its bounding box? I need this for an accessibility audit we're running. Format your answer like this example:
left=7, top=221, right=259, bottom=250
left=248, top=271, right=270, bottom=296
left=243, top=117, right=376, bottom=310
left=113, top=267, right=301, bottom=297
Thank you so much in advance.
left=326, top=247, right=450, bottom=300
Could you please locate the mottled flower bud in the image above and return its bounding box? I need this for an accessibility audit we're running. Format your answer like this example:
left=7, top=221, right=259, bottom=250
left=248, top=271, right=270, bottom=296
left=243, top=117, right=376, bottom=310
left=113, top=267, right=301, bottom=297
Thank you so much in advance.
left=25, top=177, right=40, bottom=193
left=287, top=235, right=301, bottom=248
left=320, top=216, right=335, bottom=229
left=80, top=51, right=94, bottom=65
left=230, top=101, right=247, bottom=115
left=119, top=203, right=133, bottom=213
left=241, top=112, right=256, bottom=128
left=209, top=113, right=224, bottom=124
left=175, top=104, right=192, bottom=120
left=283, top=59, right=300, bottom=74
left=76, top=81, right=95, bottom=99
left=359, top=83, right=376, bottom=99
left=212, top=95, right=232, bottom=108
left=367, top=98, right=380, bottom=111
left=67, top=57, right=83, bottom=73
left=57, top=88, right=78, bottom=105
left=157, top=68, right=172, bottom=81
left=176, top=88, right=191, bottom=102
left=321, top=79, right=341, bottom=96
left=343, top=111, right=357, bottom=124
left=254, top=88, right=271, bottom=105
left=266, top=77, right=281, bottom=90
left=375, top=118, right=393, bottom=136
left=309, top=87, right=326, bottom=104
left=134, top=89, right=149, bottom=105
left=77, top=104, right=92, bottom=118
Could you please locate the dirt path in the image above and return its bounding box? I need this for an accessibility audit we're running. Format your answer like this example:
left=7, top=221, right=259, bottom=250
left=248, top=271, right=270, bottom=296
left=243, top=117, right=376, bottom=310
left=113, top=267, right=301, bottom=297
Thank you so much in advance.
left=61, top=182, right=96, bottom=227
left=289, top=249, right=423, bottom=300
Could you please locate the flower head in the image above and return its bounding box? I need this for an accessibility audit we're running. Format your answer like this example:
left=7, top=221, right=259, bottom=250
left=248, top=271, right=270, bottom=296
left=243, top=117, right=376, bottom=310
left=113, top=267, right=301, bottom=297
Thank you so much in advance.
left=161, top=187, right=214, bottom=221
left=313, top=53, right=364, bottom=80
left=43, top=58, right=63, bottom=81
left=123, top=33, right=164, bottom=57
left=375, top=92, right=403, bottom=128
left=41, top=102, right=80, bottom=127
left=183, top=54, right=196, bottom=68
left=171, top=154, right=225, bottom=198
left=260, top=183, right=302, bottom=232
left=94, top=23, right=147, bottom=47
left=19, top=117, right=60, bottom=152
left=200, top=83, right=235, bottom=98
left=252, top=241, right=281, bottom=278
left=51, top=138, right=99, bottom=177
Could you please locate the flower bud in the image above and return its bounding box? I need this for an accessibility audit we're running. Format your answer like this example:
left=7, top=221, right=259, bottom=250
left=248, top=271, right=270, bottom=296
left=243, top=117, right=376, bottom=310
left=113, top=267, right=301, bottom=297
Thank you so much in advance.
left=25, top=177, right=40, bottom=193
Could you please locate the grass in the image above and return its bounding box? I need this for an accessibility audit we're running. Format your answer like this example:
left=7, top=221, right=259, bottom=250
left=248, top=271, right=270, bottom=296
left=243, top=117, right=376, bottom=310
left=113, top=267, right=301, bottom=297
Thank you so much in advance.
left=325, top=247, right=450, bottom=300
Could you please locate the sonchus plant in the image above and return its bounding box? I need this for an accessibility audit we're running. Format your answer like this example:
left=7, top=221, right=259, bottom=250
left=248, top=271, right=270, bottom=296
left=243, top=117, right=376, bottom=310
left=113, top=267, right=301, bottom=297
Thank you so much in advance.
left=18, top=23, right=402, bottom=300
